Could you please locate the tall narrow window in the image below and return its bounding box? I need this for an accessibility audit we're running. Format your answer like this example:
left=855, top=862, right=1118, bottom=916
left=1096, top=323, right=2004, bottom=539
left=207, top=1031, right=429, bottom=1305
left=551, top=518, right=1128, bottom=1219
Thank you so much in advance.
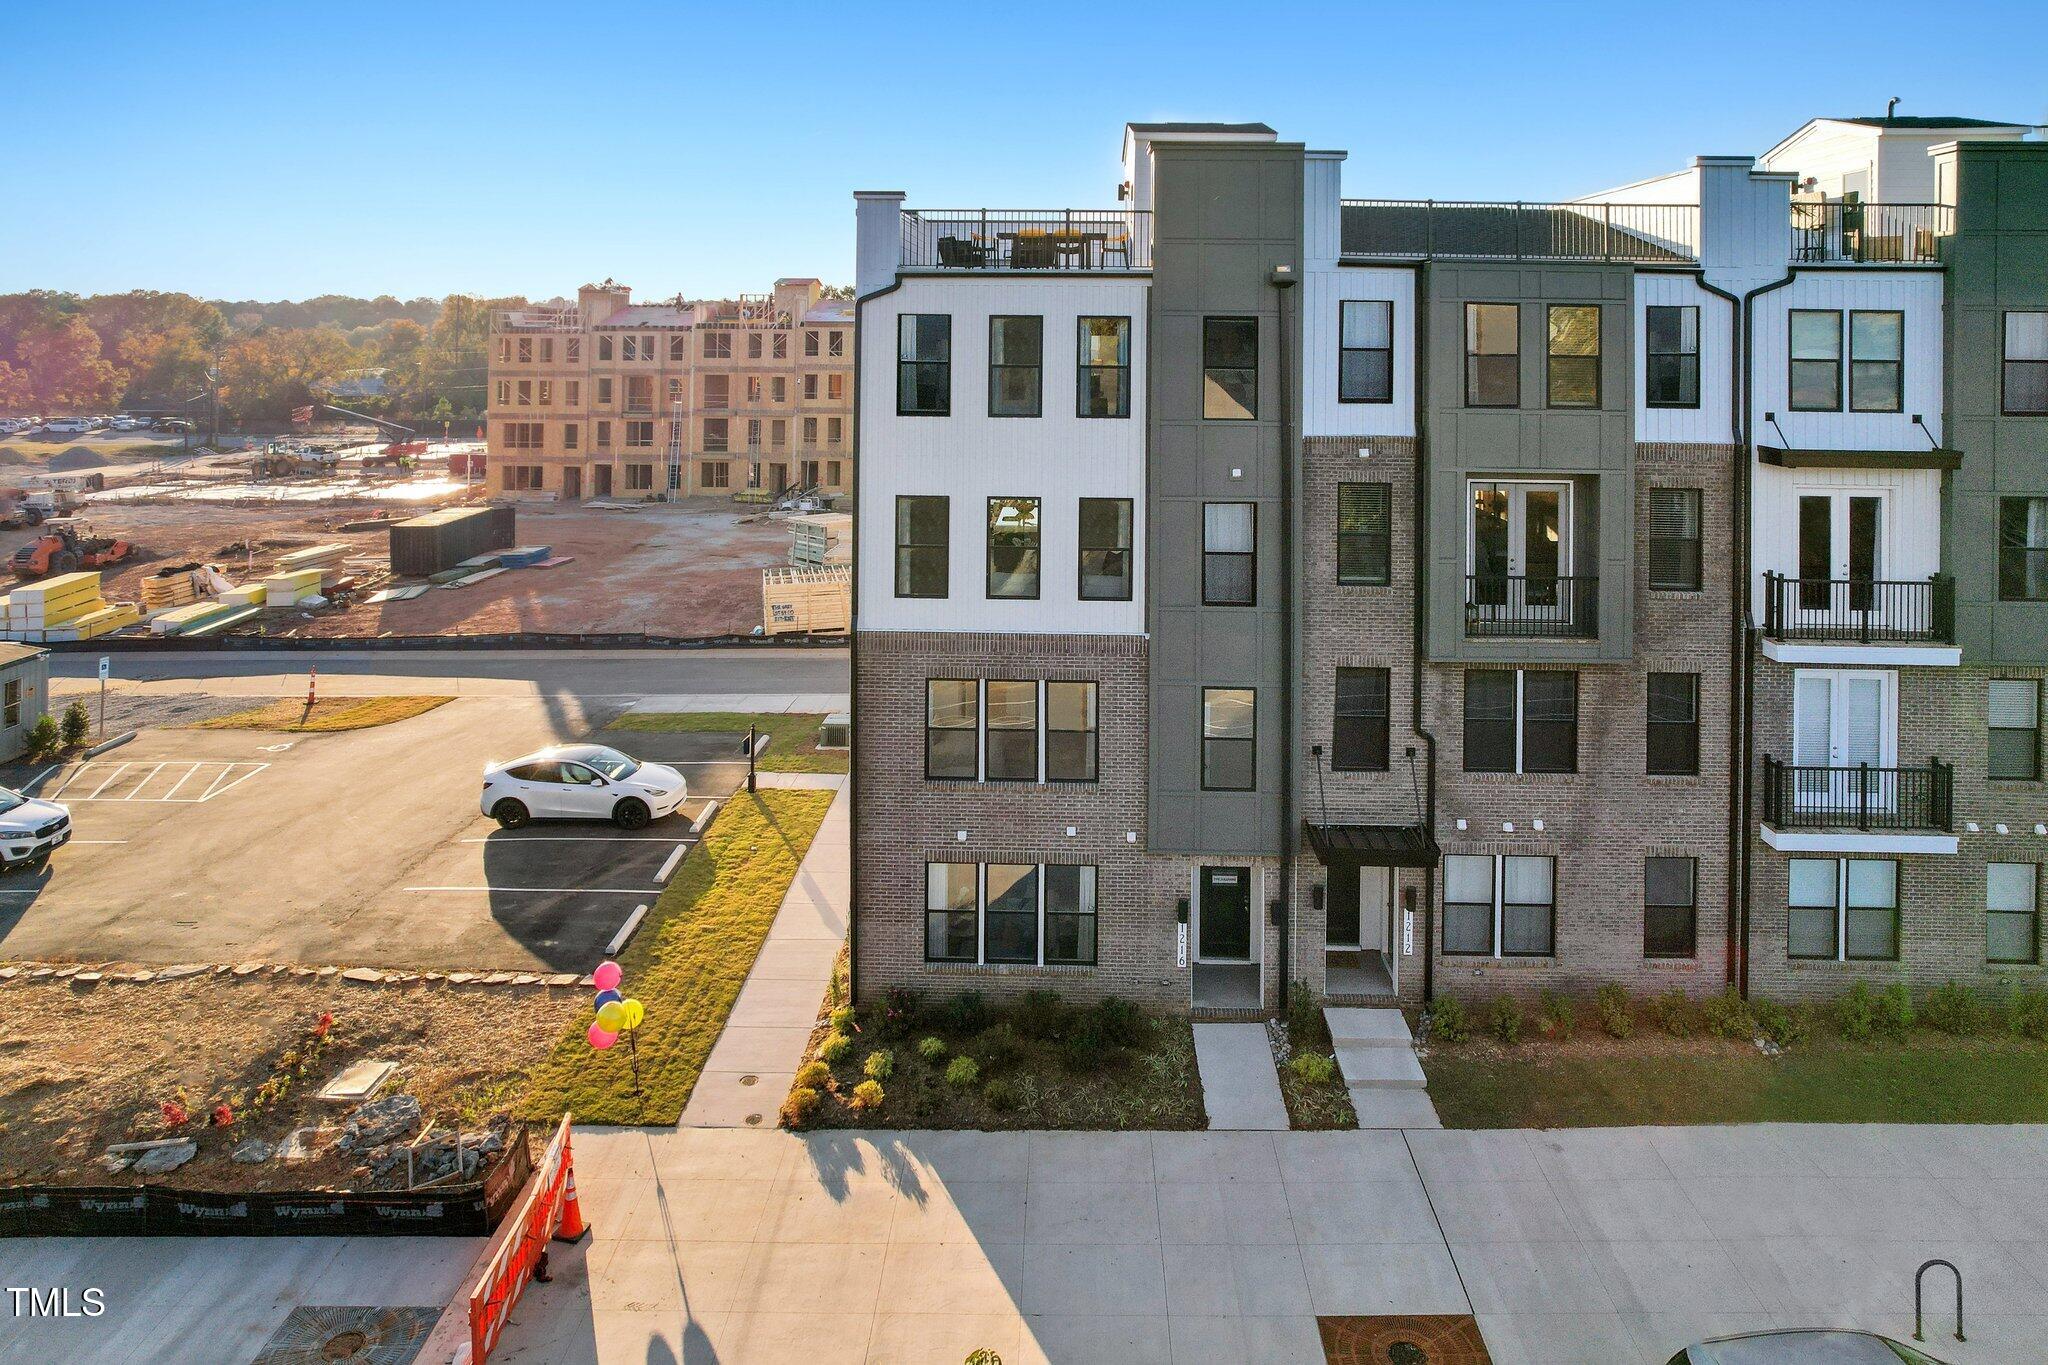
left=1502, top=855, right=1556, bottom=957
left=1999, top=497, right=2048, bottom=601
left=1332, top=668, right=1390, bottom=772
left=1044, top=865, right=1098, bottom=965
left=1547, top=304, right=1601, bottom=408
left=1647, top=673, right=1700, bottom=776
left=986, top=497, right=1040, bottom=599
left=1988, top=862, right=2039, bottom=964
left=895, top=496, right=948, bottom=598
left=1521, top=672, right=1578, bottom=774
left=897, top=314, right=951, bottom=415
left=988, top=315, right=1042, bottom=417
left=1201, top=688, right=1255, bottom=791
left=1648, top=488, right=1703, bottom=591
left=1046, top=682, right=1098, bottom=782
left=983, top=681, right=1038, bottom=782
left=2006, top=312, right=2048, bottom=415
left=1849, top=310, right=1903, bottom=412
left=1645, top=304, right=1700, bottom=408
left=1463, top=670, right=1517, bottom=773
left=1989, top=679, right=2040, bottom=780
left=924, top=863, right=978, bottom=962
left=1465, top=303, right=1520, bottom=407
left=1338, top=300, right=1393, bottom=403
left=1077, top=317, right=1130, bottom=418
left=1202, top=317, right=1257, bottom=420
left=1078, top=498, right=1133, bottom=601
left=1443, top=855, right=1496, bottom=956
left=925, top=680, right=979, bottom=780
left=1202, top=503, right=1256, bottom=605
left=1644, top=857, right=1697, bottom=959
left=1336, top=483, right=1391, bottom=586
left=1789, top=309, right=1842, bottom=410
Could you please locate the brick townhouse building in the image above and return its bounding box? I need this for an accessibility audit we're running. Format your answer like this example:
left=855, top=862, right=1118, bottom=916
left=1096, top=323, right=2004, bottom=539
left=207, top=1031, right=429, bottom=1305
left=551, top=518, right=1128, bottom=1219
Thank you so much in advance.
left=486, top=277, right=852, bottom=501
left=850, top=113, right=2048, bottom=1014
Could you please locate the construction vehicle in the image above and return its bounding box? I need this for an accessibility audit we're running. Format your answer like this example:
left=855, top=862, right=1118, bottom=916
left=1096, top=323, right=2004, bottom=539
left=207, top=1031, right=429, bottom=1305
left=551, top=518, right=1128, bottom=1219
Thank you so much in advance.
left=251, top=440, right=342, bottom=478
left=0, top=487, right=84, bottom=530
left=308, top=404, right=427, bottom=469
left=11, top=519, right=135, bottom=580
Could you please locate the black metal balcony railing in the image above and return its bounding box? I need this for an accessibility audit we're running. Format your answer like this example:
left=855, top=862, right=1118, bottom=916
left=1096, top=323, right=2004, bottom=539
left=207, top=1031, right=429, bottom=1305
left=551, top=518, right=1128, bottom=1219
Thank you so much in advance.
left=1762, top=756, right=1954, bottom=832
left=1762, top=573, right=1955, bottom=644
left=901, top=209, right=1152, bottom=271
left=1341, top=200, right=1698, bottom=262
left=1464, top=575, right=1599, bottom=638
left=1790, top=202, right=1953, bottom=265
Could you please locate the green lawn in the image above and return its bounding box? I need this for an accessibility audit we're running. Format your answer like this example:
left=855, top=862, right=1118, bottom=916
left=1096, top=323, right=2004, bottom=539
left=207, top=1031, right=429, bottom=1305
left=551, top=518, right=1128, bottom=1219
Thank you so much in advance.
left=606, top=711, right=847, bottom=773
left=1425, top=1034, right=2048, bottom=1128
left=518, top=788, right=833, bottom=1125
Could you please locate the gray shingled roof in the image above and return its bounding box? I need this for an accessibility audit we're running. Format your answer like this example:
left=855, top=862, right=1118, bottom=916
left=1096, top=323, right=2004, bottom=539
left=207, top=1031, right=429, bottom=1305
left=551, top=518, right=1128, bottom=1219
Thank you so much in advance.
left=1833, top=115, right=2025, bottom=129
left=1341, top=203, right=1693, bottom=262
left=1126, top=121, right=1276, bottom=135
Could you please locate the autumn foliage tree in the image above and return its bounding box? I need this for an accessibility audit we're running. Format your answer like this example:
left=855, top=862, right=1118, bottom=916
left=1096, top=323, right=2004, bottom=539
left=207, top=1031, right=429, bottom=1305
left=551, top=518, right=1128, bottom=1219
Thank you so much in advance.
left=12, top=318, right=126, bottom=413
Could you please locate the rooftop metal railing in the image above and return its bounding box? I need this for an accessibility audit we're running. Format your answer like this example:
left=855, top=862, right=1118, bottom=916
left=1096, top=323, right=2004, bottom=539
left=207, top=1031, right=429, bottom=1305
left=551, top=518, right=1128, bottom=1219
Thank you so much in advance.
left=901, top=209, right=1152, bottom=271
left=1341, top=201, right=1699, bottom=262
left=1790, top=201, right=1953, bottom=264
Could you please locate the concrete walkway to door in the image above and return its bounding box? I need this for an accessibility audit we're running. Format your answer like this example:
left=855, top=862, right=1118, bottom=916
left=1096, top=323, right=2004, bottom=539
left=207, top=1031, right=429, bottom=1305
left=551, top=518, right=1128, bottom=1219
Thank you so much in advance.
left=1192, top=1022, right=1289, bottom=1130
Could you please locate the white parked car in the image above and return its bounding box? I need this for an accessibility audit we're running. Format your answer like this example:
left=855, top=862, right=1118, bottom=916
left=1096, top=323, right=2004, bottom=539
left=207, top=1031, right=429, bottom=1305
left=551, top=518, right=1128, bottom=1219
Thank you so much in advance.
left=42, top=418, right=91, bottom=434
left=481, top=745, right=687, bottom=830
left=0, top=786, right=71, bottom=872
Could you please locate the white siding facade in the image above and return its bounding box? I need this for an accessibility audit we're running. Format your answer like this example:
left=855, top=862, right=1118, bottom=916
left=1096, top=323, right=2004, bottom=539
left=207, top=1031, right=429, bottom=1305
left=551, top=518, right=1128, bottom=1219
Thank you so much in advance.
left=1634, top=272, right=1735, bottom=445
left=1750, top=270, right=1945, bottom=450
left=1301, top=265, right=1416, bottom=438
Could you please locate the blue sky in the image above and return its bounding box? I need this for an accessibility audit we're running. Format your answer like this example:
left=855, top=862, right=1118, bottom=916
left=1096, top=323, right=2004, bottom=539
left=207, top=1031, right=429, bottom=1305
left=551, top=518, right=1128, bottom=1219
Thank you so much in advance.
left=5, top=0, right=2043, bottom=302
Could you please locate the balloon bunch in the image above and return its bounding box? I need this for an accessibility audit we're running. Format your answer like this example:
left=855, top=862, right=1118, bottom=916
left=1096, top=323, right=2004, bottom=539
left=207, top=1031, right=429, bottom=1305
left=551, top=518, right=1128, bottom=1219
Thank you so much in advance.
left=586, top=960, right=647, bottom=1091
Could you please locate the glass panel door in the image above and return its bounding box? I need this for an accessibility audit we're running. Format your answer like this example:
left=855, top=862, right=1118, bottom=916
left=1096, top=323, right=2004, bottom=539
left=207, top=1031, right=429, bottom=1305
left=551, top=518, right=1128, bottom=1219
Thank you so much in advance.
left=1469, top=481, right=1569, bottom=619
left=1795, top=491, right=1883, bottom=624
left=1793, top=671, right=1892, bottom=812
left=1325, top=867, right=1360, bottom=949
left=1198, top=867, right=1253, bottom=962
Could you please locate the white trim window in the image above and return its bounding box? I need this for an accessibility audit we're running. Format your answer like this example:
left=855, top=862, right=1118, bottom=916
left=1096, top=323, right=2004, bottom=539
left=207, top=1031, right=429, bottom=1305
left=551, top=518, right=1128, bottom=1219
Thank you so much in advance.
left=1987, top=862, right=2039, bottom=965
left=924, top=861, right=1098, bottom=966
left=1442, top=853, right=1555, bottom=958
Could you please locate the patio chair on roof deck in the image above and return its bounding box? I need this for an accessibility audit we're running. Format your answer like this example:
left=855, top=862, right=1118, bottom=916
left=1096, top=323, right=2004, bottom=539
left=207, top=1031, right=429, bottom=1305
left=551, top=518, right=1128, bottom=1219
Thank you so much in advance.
left=1011, top=235, right=1057, bottom=269
left=936, top=236, right=987, bottom=268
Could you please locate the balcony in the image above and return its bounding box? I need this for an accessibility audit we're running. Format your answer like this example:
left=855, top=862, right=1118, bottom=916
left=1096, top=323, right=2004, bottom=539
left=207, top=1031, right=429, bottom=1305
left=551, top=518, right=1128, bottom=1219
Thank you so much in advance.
left=900, top=209, right=1151, bottom=271
left=1761, top=574, right=1955, bottom=645
left=1341, top=200, right=1698, bottom=262
left=1762, top=756, right=1953, bottom=835
left=1790, top=201, right=1951, bottom=265
left=1464, top=575, right=1598, bottom=639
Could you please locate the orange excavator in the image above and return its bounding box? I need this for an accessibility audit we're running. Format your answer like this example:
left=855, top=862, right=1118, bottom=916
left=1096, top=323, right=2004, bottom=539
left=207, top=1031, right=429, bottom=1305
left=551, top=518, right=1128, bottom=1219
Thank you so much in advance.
left=11, top=519, right=135, bottom=580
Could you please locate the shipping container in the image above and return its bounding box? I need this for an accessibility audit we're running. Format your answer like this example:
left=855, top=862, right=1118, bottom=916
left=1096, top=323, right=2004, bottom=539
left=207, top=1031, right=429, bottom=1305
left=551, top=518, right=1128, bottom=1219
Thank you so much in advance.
left=388, top=506, right=516, bottom=578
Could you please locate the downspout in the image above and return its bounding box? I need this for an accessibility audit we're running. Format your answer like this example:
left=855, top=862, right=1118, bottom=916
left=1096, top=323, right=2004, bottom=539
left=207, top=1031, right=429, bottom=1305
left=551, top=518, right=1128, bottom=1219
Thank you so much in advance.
left=1410, top=261, right=1439, bottom=1004
left=1272, top=264, right=1298, bottom=1010
left=1694, top=276, right=1745, bottom=994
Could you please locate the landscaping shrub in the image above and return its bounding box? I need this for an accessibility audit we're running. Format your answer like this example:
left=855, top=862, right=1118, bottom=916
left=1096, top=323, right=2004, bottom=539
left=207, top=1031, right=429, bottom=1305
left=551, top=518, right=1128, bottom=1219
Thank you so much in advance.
left=1751, top=998, right=1809, bottom=1048
left=849, top=1079, right=885, bottom=1111
left=1288, top=982, right=1332, bottom=1049
left=939, top=991, right=990, bottom=1035
left=1487, top=995, right=1524, bottom=1045
left=1646, top=989, right=1693, bottom=1037
left=975, top=1022, right=1023, bottom=1072
left=60, top=701, right=89, bottom=749
left=863, top=1049, right=895, bottom=1081
left=1090, top=996, right=1146, bottom=1048
left=24, top=714, right=57, bottom=759
left=1596, top=983, right=1633, bottom=1039
left=879, top=986, right=924, bottom=1039
left=916, top=1035, right=948, bottom=1062
left=1059, top=1031, right=1124, bottom=1073
left=1835, top=981, right=1879, bottom=1042
left=794, top=1060, right=830, bottom=1089
left=829, top=1006, right=857, bottom=1033
left=944, top=1056, right=980, bottom=1087
left=1427, top=997, right=1468, bottom=1043
left=982, top=1077, right=1017, bottom=1111
left=1874, top=982, right=1915, bottom=1039
left=1701, top=989, right=1755, bottom=1040
left=1924, top=981, right=1981, bottom=1036
left=2007, top=985, right=2048, bottom=1041
left=1537, top=991, right=1577, bottom=1041
left=1288, top=1051, right=1338, bottom=1085
left=817, top=1031, right=852, bottom=1064
left=780, top=1086, right=822, bottom=1128
left=1013, top=989, right=1071, bottom=1043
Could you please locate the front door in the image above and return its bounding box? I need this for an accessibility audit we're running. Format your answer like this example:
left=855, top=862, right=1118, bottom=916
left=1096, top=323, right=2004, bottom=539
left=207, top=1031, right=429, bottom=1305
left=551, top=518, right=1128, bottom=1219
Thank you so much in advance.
left=1326, top=867, right=1360, bottom=949
left=1793, top=670, right=1891, bottom=811
left=592, top=464, right=613, bottom=498
left=1198, top=867, right=1252, bottom=962
left=1797, top=491, right=1881, bottom=615
left=562, top=466, right=582, bottom=500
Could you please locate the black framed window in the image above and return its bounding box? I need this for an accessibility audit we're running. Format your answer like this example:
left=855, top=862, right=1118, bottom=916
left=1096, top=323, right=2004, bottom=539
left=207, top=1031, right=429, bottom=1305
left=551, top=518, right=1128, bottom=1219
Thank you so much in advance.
left=983, top=681, right=1038, bottom=782
left=1789, top=309, right=1842, bottom=411
left=1989, top=679, right=2040, bottom=781
left=1648, top=487, right=1703, bottom=591
left=982, top=864, right=1040, bottom=964
left=1988, top=862, right=2039, bottom=965
left=1465, top=303, right=1520, bottom=407
left=1443, top=855, right=1496, bottom=956
left=1078, top=317, right=1131, bottom=418
left=1202, top=317, right=1257, bottom=420
left=987, top=497, right=1040, bottom=599
left=1333, top=668, right=1390, bottom=772
left=1338, top=300, right=1393, bottom=403
left=1337, top=482, right=1391, bottom=586
left=1201, top=687, right=1255, bottom=791
left=1463, top=670, right=1516, bottom=773
left=1202, top=503, right=1256, bottom=605
left=989, top=315, right=1042, bottom=417
left=1849, top=310, right=1903, bottom=413
left=1044, top=865, right=1098, bottom=965
left=1465, top=669, right=1576, bottom=774
left=2006, top=312, right=2048, bottom=415
left=925, top=680, right=978, bottom=780
left=1522, top=673, right=1578, bottom=774
left=1502, top=855, right=1555, bottom=957
left=1647, top=673, right=1700, bottom=776
left=1547, top=304, right=1601, bottom=408
left=895, top=496, right=948, bottom=598
left=897, top=314, right=951, bottom=416
left=1046, top=681, right=1098, bottom=782
left=1646, top=305, right=1700, bottom=408
left=1789, top=858, right=1898, bottom=962
left=1644, top=856, right=1697, bottom=958
left=1078, top=498, right=1133, bottom=601
left=924, top=862, right=978, bottom=962
left=1444, top=854, right=1554, bottom=958
left=1999, top=497, right=2048, bottom=601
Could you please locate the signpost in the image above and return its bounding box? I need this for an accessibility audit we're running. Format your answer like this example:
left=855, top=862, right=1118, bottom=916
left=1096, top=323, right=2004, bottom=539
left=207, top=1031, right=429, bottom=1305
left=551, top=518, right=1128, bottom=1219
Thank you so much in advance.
left=96, top=656, right=109, bottom=740
left=740, top=724, right=768, bottom=794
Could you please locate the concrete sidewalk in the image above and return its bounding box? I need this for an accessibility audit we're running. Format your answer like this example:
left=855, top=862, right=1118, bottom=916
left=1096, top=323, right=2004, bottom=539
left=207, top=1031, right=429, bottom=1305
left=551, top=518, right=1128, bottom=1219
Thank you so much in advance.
left=679, top=779, right=848, bottom=1128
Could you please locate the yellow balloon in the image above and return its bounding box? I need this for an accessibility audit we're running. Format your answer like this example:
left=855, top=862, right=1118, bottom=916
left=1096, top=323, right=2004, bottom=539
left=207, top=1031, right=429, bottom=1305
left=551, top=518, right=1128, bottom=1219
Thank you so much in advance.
left=595, top=1001, right=625, bottom=1031
left=619, top=999, right=645, bottom=1030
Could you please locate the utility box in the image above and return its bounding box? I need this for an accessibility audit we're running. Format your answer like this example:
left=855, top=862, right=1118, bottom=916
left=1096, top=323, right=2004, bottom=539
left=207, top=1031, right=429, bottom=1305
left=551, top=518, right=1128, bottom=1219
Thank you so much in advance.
left=388, top=506, right=516, bottom=578
left=818, top=712, right=851, bottom=750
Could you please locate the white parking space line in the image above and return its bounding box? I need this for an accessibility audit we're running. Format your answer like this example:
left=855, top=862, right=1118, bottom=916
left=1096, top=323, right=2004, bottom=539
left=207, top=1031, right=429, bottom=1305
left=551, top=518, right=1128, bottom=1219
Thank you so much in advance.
left=48, top=760, right=270, bottom=802
left=655, top=843, right=688, bottom=884
left=81, top=764, right=131, bottom=800
left=120, top=763, right=170, bottom=799
left=403, top=885, right=652, bottom=895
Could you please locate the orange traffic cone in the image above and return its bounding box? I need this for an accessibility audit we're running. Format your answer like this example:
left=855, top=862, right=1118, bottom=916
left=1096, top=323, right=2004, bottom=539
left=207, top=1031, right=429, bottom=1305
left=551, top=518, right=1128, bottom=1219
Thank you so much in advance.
left=553, top=1157, right=591, bottom=1243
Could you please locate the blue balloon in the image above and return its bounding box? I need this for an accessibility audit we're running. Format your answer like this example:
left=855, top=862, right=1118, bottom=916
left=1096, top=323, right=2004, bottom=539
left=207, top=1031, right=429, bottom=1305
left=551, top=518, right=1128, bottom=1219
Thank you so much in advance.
left=594, top=988, right=623, bottom=1010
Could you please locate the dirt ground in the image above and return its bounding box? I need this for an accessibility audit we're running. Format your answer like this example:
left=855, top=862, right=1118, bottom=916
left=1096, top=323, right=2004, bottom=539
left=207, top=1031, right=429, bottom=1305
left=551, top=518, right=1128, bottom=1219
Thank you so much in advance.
left=0, top=971, right=580, bottom=1191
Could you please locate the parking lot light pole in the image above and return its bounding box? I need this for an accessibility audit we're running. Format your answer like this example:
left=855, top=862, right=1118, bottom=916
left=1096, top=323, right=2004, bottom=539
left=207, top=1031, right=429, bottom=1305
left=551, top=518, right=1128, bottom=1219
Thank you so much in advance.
left=743, top=724, right=758, bottom=794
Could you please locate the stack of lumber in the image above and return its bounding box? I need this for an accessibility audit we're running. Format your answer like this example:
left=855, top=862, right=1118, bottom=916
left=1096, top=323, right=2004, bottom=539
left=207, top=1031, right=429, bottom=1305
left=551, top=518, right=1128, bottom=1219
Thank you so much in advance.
left=151, top=600, right=240, bottom=636
left=142, top=571, right=201, bottom=611
left=496, top=545, right=553, bottom=569
left=220, top=583, right=267, bottom=608
left=4, top=572, right=138, bottom=642
left=788, top=513, right=853, bottom=568
left=273, top=544, right=348, bottom=577
left=261, top=568, right=327, bottom=610
left=761, top=565, right=851, bottom=636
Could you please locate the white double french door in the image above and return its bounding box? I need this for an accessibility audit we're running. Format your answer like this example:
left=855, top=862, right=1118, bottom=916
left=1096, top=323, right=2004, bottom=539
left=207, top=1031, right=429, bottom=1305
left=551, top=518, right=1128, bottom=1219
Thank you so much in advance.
left=1792, top=670, right=1895, bottom=813
left=1469, top=480, right=1571, bottom=617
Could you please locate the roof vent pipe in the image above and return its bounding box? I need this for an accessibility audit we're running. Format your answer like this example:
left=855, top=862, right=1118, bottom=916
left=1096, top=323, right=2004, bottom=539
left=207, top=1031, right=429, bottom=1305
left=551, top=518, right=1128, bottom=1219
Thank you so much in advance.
left=1887, top=96, right=1901, bottom=119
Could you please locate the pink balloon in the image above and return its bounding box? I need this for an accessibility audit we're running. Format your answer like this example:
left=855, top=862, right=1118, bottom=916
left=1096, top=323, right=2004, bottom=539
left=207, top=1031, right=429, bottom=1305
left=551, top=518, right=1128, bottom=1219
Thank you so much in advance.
left=587, top=1023, right=618, bottom=1050
left=592, top=961, right=623, bottom=992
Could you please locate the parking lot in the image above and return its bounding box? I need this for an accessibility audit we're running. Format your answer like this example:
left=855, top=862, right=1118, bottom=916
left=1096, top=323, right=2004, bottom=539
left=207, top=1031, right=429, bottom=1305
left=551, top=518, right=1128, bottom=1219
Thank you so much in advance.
left=0, top=693, right=764, bottom=973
